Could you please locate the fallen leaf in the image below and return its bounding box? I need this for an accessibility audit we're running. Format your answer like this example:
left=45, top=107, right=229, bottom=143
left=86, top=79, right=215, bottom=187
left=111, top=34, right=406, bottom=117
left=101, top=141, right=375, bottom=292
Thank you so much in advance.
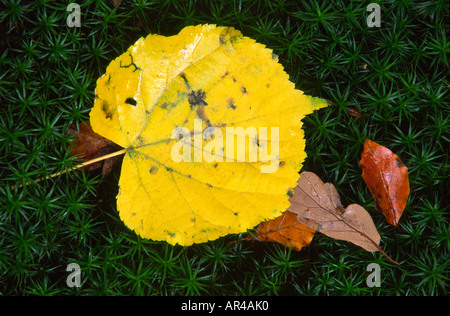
left=288, top=171, right=381, bottom=252
left=360, top=139, right=409, bottom=226
left=89, top=25, right=327, bottom=246
left=243, top=211, right=317, bottom=251
left=67, top=121, right=122, bottom=177
left=347, top=107, right=364, bottom=118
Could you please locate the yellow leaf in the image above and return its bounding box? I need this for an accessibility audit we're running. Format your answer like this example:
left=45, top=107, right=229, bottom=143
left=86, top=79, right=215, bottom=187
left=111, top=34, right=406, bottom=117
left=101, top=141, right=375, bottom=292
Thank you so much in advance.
left=90, top=25, right=327, bottom=246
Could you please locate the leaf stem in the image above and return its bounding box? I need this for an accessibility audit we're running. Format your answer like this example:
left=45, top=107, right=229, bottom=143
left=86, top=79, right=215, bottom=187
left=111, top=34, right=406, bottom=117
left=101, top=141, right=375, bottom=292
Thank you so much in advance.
left=11, top=148, right=128, bottom=189
left=344, top=221, right=400, bottom=266
left=327, top=214, right=400, bottom=265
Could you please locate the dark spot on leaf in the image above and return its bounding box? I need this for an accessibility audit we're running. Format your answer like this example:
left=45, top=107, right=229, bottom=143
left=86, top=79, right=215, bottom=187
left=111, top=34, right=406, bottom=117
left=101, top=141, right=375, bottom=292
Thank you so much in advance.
left=136, top=136, right=144, bottom=145
left=188, top=89, right=207, bottom=107
left=241, top=86, right=247, bottom=94
left=166, top=231, right=176, bottom=237
left=125, top=97, right=137, bottom=106
left=101, top=101, right=113, bottom=119
left=149, top=166, right=158, bottom=174
left=180, top=73, right=191, bottom=90
left=230, top=36, right=240, bottom=43
left=219, top=34, right=227, bottom=44
left=213, top=163, right=218, bottom=168
left=204, top=118, right=212, bottom=126
left=287, top=188, right=294, bottom=197
left=227, top=98, right=236, bottom=110
left=166, top=167, right=173, bottom=172
left=234, top=212, right=238, bottom=216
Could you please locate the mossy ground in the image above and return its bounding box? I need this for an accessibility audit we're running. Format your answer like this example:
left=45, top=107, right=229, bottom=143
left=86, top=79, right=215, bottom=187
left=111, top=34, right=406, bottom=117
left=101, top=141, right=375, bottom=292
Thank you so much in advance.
left=0, top=0, right=448, bottom=295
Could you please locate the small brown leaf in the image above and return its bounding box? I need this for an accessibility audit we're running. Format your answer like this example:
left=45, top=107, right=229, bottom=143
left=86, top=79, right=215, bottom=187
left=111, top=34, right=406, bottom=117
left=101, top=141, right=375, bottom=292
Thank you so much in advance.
left=67, top=121, right=122, bottom=176
left=243, top=211, right=317, bottom=251
left=360, top=139, right=409, bottom=226
left=288, top=171, right=381, bottom=252
left=347, top=107, right=364, bottom=118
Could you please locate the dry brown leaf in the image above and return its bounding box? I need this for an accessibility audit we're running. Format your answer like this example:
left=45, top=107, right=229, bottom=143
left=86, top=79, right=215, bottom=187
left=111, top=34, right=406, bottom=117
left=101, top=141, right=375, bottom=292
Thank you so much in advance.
left=288, top=171, right=381, bottom=252
left=243, top=211, right=317, bottom=251
left=347, top=107, right=364, bottom=118
left=67, top=121, right=122, bottom=177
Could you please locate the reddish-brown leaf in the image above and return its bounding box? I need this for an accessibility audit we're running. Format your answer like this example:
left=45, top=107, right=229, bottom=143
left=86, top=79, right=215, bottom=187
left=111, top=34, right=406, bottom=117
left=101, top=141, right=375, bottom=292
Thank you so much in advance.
left=347, top=107, right=364, bottom=118
left=243, top=211, right=317, bottom=251
left=360, top=139, right=409, bottom=226
left=67, top=121, right=122, bottom=176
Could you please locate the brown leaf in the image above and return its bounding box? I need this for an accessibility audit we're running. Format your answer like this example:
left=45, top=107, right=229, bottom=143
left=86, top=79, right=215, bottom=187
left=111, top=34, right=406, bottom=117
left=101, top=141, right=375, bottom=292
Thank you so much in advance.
left=347, top=107, right=364, bottom=118
left=243, top=211, right=317, bottom=251
left=67, top=121, right=122, bottom=176
left=288, top=171, right=381, bottom=252
left=360, top=139, right=409, bottom=226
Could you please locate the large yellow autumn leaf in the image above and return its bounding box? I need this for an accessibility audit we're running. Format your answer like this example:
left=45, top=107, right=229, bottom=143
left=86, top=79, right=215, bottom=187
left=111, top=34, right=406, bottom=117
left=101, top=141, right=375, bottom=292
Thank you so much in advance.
left=90, top=25, right=327, bottom=246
